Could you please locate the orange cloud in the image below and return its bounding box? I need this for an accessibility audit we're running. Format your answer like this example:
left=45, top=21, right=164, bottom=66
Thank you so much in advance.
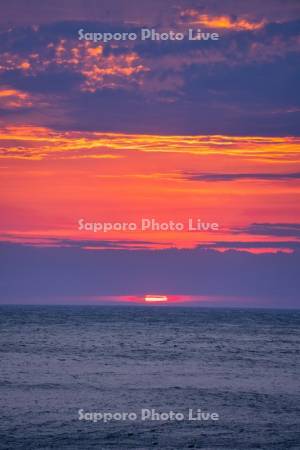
left=53, top=39, right=148, bottom=92
left=181, top=10, right=265, bottom=30
left=0, top=88, right=33, bottom=109
left=0, top=125, right=300, bottom=162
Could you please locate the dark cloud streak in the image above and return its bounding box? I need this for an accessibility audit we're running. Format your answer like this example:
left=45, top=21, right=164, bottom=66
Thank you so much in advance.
left=183, top=172, right=300, bottom=182
left=234, top=223, right=300, bottom=238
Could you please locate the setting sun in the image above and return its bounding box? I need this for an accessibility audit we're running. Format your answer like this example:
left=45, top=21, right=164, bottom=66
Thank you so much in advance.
left=144, top=295, right=168, bottom=303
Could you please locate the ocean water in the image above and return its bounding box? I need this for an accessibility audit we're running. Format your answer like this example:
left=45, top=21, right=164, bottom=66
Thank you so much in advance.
left=0, top=306, right=299, bottom=450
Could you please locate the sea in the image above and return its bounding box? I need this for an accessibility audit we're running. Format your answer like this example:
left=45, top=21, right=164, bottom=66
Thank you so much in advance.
left=0, top=306, right=299, bottom=450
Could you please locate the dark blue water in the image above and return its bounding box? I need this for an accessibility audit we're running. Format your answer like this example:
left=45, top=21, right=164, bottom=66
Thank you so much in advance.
left=0, top=306, right=299, bottom=449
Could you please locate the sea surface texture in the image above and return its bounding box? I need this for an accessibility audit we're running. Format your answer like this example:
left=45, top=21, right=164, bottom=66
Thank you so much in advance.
left=0, top=306, right=299, bottom=450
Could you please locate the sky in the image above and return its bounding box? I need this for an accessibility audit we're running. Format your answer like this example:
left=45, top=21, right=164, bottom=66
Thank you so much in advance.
left=0, top=0, right=300, bottom=306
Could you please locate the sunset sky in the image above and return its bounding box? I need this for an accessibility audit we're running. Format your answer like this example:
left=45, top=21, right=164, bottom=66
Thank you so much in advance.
left=1, top=0, right=300, bottom=306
